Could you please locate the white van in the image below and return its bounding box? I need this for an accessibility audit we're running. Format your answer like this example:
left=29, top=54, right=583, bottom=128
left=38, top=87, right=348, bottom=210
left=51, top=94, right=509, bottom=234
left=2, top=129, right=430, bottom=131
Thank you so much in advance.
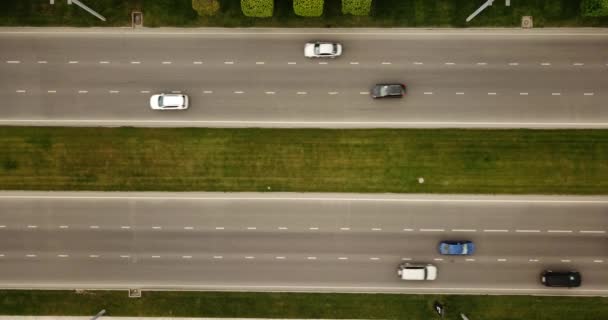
left=397, top=263, right=437, bottom=280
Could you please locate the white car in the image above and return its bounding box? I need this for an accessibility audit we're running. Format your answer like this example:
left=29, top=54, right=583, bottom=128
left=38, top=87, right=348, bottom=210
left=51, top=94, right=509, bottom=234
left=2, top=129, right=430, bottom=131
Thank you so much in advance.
left=149, top=93, right=189, bottom=110
left=397, top=263, right=437, bottom=281
left=304, top=42, right=342, bottom=58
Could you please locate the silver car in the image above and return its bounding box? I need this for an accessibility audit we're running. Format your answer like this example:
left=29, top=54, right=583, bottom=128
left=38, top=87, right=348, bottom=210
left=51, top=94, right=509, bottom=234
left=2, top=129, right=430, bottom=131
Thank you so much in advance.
left=149, top=93, right=189, bottom=110
left=304, top=42, right=342, bottom=58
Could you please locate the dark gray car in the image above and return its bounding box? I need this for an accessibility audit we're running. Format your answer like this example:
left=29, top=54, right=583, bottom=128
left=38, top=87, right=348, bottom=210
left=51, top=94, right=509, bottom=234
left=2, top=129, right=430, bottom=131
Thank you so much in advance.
left=371, top=83, right=406, bottom=98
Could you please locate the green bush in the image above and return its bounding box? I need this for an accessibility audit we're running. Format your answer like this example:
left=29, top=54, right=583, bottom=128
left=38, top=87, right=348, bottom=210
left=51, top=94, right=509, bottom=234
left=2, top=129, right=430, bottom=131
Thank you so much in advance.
left=342, top=0, right=372, bottom=16
left=241, top=0, right=274, bottom=17
left=293, top=0, right=324, bottom=17
left=581, top=0, right=608, bottom=17
left=192, top=0, right=220, bottom=16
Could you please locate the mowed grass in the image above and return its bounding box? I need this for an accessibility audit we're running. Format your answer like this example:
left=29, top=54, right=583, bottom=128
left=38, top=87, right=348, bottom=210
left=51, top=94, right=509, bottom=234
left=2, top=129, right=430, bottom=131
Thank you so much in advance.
left=0, top=127, right=607, bottom=194
left=0, top=290, right=607, bottom=320
left=1, top=0, right=607, bottom=27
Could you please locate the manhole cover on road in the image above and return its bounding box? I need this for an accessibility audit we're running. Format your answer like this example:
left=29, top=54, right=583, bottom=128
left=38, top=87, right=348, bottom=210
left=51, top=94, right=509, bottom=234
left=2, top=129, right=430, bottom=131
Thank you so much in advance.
left=132, top=11, right=143, bottom=28
left=522, top=16, right=533, bottom=28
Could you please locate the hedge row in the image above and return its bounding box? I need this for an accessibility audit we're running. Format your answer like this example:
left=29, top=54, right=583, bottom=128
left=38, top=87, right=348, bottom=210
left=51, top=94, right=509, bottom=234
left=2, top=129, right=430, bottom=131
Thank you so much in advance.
left=581, top=0, right=608, bottom=17
left=342, top=0, right=372, bottom=16
left=293, top=0, right=324, bottom=17
left=241, top=0, right=273, bottom=17
left=192, top=0, right=220, bottom=16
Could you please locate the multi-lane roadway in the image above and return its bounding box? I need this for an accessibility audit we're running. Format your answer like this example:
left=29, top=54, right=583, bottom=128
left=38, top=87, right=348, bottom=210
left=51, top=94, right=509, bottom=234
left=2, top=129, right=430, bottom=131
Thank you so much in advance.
left=0, top=192, right=606, bottom=295
left=1, top=28, right=608, bottom=128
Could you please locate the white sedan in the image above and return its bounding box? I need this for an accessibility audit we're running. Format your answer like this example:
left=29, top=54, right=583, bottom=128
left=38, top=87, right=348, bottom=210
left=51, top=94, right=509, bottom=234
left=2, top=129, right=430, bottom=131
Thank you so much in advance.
left=304, top=42, right=342, bottom=58
left=149, top=93, right=189, bottom=110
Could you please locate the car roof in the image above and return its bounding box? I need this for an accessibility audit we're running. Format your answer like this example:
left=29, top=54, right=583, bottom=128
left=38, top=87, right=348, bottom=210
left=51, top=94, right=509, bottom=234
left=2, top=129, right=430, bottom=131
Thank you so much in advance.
left=545, top=271, right=580, bottom=286
left=162, top=94, right=184, bottom=106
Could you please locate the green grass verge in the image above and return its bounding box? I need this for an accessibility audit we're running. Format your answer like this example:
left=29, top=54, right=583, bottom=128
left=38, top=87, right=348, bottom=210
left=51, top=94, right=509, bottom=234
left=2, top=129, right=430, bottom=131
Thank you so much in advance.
left=1, top=0, right=607, bottom=27
left=1, top=127, right=607, bottom=194
left=0, top=290, right=607, bottom=320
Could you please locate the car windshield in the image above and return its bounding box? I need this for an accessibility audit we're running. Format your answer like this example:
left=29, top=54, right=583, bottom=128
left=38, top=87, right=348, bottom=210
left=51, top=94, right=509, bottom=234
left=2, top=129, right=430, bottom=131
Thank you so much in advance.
left=158, top=96, right=164, bottom=106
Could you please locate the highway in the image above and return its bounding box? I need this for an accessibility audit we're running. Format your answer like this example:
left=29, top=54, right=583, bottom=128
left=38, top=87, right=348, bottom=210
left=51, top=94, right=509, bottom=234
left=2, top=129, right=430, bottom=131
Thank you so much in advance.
left=0, top=28, right=608, bottom=128
left=0, top=192, right=606, bottom=295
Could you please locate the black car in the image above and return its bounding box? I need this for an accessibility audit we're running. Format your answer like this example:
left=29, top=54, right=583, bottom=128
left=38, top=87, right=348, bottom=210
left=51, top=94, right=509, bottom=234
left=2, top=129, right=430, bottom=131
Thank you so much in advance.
left=541, top=270, right=582, bottom=288
left=371, top=83, right=406, bottom=98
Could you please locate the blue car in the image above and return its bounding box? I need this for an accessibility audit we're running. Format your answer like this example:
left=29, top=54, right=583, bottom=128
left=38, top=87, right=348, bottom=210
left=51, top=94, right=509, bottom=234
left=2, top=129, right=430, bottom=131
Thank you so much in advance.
left=438, top=240, right=475, bottom=255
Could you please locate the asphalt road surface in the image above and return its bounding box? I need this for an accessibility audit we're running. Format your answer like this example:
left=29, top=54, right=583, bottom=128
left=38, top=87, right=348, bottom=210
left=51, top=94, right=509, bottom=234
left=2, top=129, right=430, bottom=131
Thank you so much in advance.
left=0, top=192, right=606, bottom=295
left=1, top=28, right=608, bottom=128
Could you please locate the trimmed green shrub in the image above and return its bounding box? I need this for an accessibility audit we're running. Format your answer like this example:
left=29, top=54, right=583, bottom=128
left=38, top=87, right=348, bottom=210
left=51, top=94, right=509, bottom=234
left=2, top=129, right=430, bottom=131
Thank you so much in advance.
left=241, top=0, right=274, bottom=17
left=581, top=0, right=608, bottom=17
left=342, top=0, right=372, bottom=16
left=192, top=0, right=220, bottom=16
left=293, top=0, right=324, bottom=17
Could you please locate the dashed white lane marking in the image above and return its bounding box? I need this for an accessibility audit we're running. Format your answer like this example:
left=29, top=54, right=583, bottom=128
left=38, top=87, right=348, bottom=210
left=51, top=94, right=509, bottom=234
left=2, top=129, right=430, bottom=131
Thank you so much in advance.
left=484, top=229, right=509, bottom=232
left=561, top=259, right=571, bottom=263
left=213, top=256, right=223, bottom=259
left=0, top=225, right=5, bottom=228
left=37, top=61, right=47, bottom=64
left=455, top=92, right=465, bottom=95
left=265, top=91, right=276, bottom=95
left=6, top=60, right=20, bottom=64
left=350, top=62, right=359, bottom=65
left=548, top=230, right=572, bottom=233
left=516, top=229, right=540, bottom=233
left=224, top=61, right=234, bottom=65
left=508, top=62, right=519, bottom=66
left=27, top=225, right=37, bottom=229
left=413, top=62, right=423, bottom=65
left=256, top=62, right=265, bottom=65
left=78, top=90, right=88, bottom=94
left=89, top=255, right=100, bottom=258
left=309, top=227, right=319, bottom=230
left=338, top=257, right=349, bottom=260
left=140, top=90, right=150, bottom=94
left=552, top=93, right=561, bottom=96
left=203, top=90, right=213, bottom=94
left=296, top=91, right=307, bottom=95
left=307, top=256, right=317, bottom=260
left=371, top=228, right=382, bottom=231
left=152, top=226, right=162, bottom=230
left=370, top=257, right=380, bottom=260
left=434, top=258, right=444, bottom=261
left=59, top=225, right=69, bottom=229
left=109, top=90, right=119, bottom=94
left=402, top=228, right=414, bottom=232
left=184, top=226, right=194, bottom=230
left=584, top=92, right=594, bottom=96
left=121, top=226, right=131, bottom=229
left=16, top=90, right=26, bottom=93
left=541, top=62, right=551, bottom=66
left=171, top=90, right=181, bottom=93
left=529, top=259, right=539, bottom=262
left=520, top=92, right=529, bottom=95
left=465, top=258, right=476, bottom=262
left=193, top=61, right=203, bottom=64
left=420, top=228, right=445, bottom=232
left=328, top=92, right=339, bottom=95
left=319, top=62, right=328, bottom=65
left=444, top=62, right=455, bottom=65
left=340, top=227, right=351, bottom=231
left=594, top=260, right=604, bottom=263
left=423, top=92, right=433, bottom=95
left=580, top=230, right=606, bottom=234
left=497, top=258, right=507, bottom=262
left=247, top=227, right=257, bottom=230
left=234, top=91, right=244, bottom=94
left=278, top=227, right=288, bottom=230
left=476, top=62, right=487, bottom=65
left=401, top=257, right=412, bottom=261
left=275, top=256, right=286, bottom=260
left=162, top=61, right=172, bottom=65
left=120, top=255, right=130, bottom=258
left=245, top=256, right=255, bottom=259
left=89, top=225, right=99, bottom=229
left=288, top=62, right=296, bottom=65
left=0, top=254, right=4, bottom=257
left=452, top=229, right=477, bottom=232
left=152, top=255, right=161, bottom=258
left=215, top=227, right=225, bottom=230
left=47, top=90, right=56, bottom=93
left=68, top=61, right=78, bottom=64
left=182, top=255, right=192, bottom=259
left=99, top=61, right=109, bottom=64
left=488, top=92, right=497, bottom=95
left=381, top=62, right=392, bottom=65
left=57, top=254, right=69, bottom=258
left=26, top=254, right=37, bottom=258
left=130, top=61, right=141, bottom=64
left=360, top=91, right=369, bottom=95
left=573, top=62, right=584, bottom=66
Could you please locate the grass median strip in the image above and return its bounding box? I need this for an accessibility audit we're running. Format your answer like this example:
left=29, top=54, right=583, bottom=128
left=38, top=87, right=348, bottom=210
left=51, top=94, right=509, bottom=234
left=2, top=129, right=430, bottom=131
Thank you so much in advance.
left=0, top=290, right=607, bottom=320
left=0, top=127, right=607, bottom=194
